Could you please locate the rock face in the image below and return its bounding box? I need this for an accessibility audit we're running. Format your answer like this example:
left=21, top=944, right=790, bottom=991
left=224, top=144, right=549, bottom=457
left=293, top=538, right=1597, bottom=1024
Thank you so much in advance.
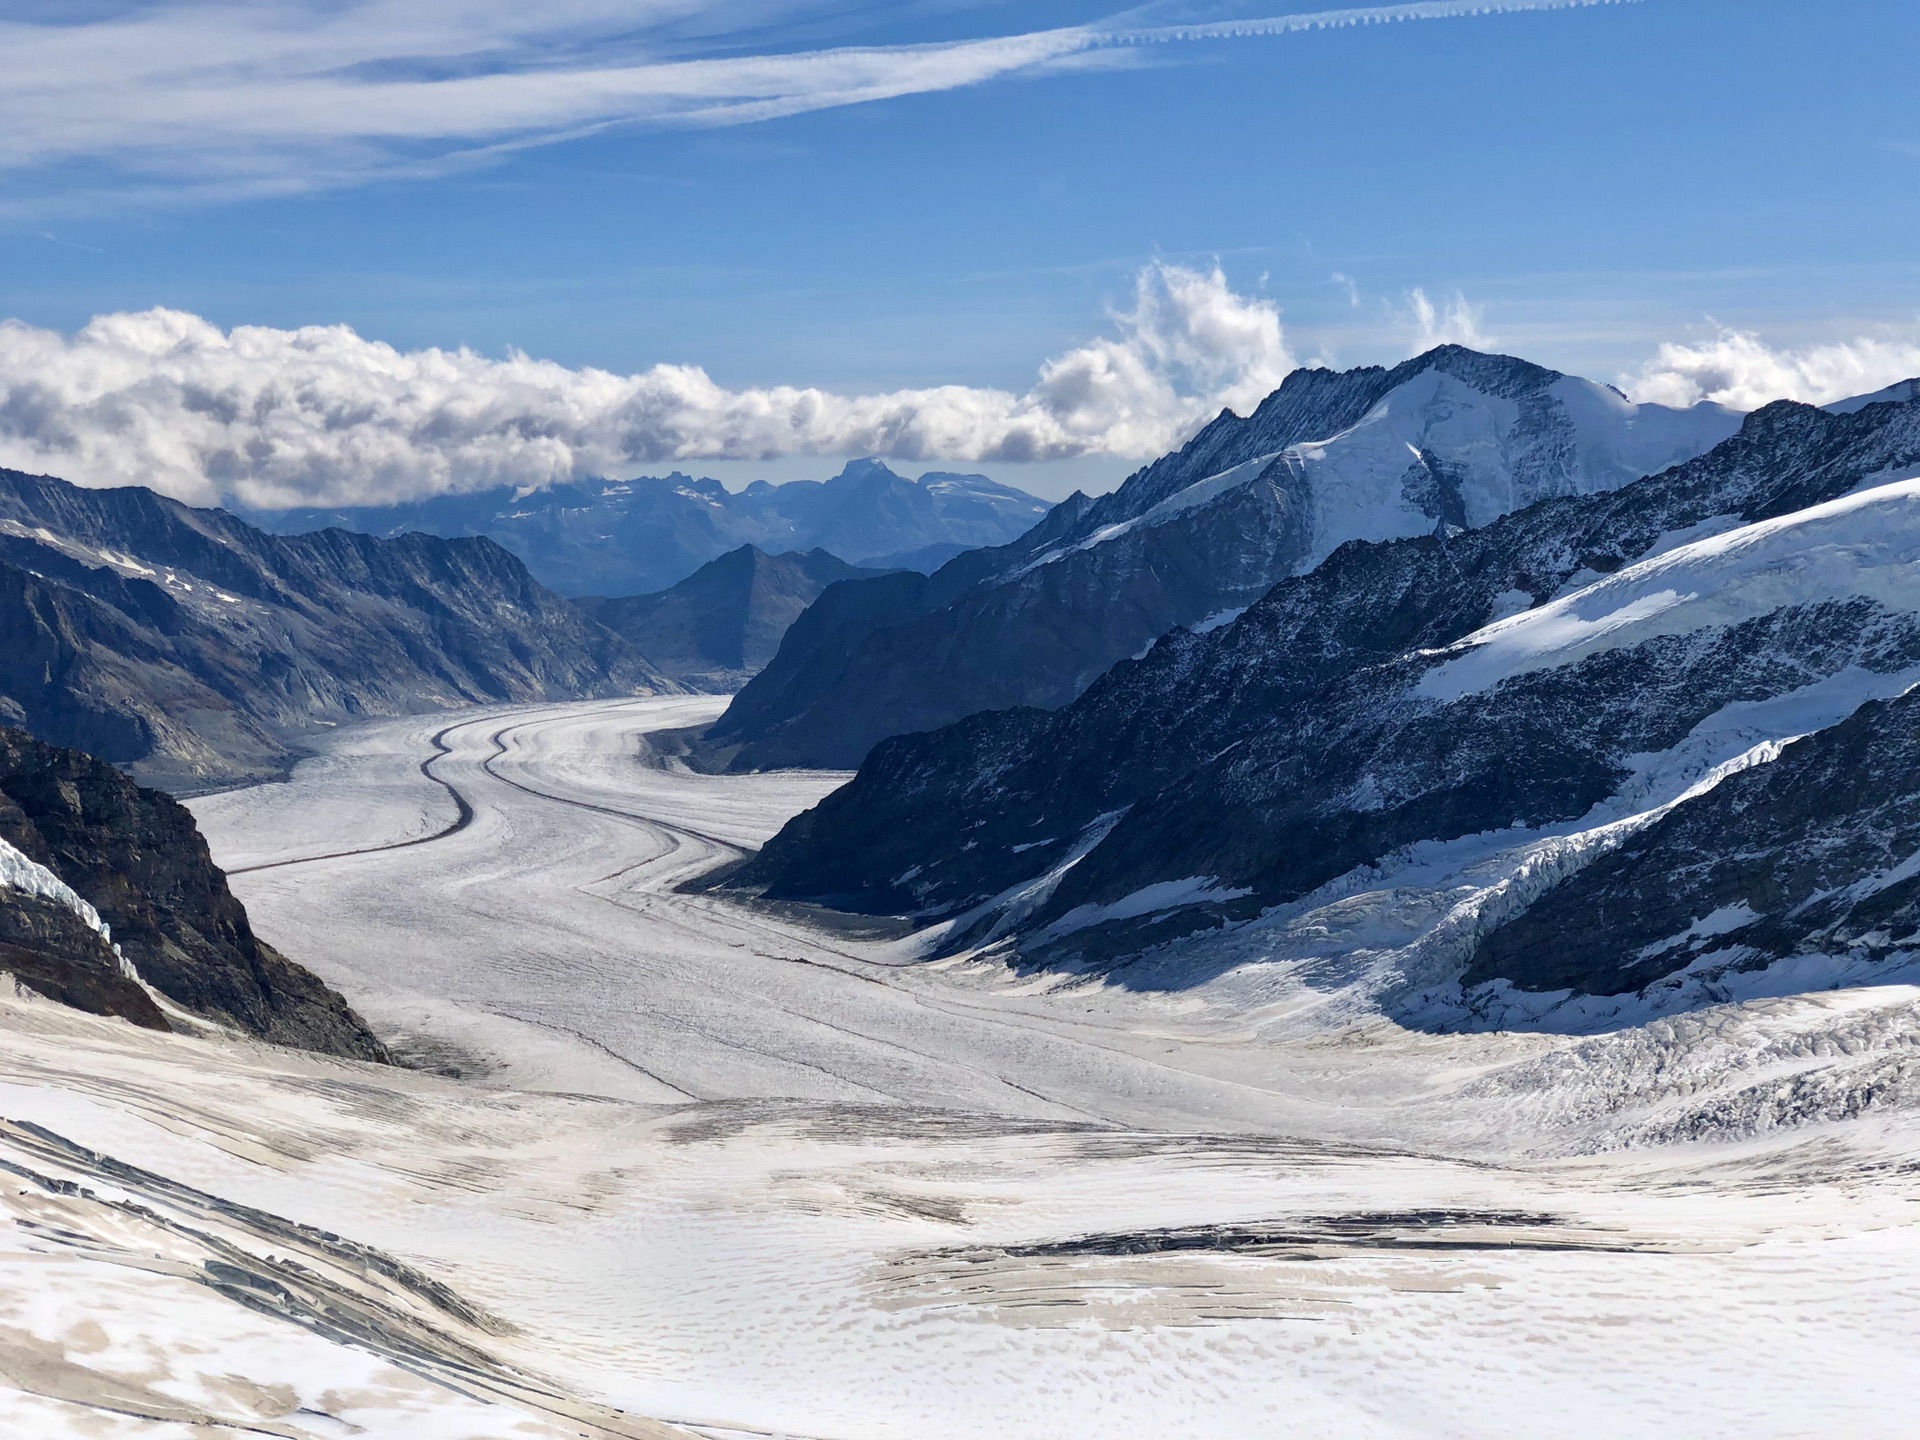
left=0, top=468, right=672, bottom=791
left=0, top=727, right=388, bottom=1061
left=0, top=883, right=163, bottom=1031
left=704, top=346, right=1740, bottom=771
left=577, top=546, right=883, bottom=691
left=1466, top=687, right=1920, bottom=999
left=735, top=384, right=1920, bottom=1010
left=247, top=460, right=1049, bottom=598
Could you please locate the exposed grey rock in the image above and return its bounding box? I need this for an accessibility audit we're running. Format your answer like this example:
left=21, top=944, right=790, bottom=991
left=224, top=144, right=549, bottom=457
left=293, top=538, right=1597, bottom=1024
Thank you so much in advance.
left=0, top=884, right=166, bottom=1031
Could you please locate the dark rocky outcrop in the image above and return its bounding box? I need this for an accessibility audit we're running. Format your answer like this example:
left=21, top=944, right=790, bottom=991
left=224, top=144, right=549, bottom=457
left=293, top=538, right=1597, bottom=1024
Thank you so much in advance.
left=578, top=546, right=882, bottom=691
left=0, top=886, right=165, bottom=1030
left=0, top=468, right=672, bottom=791
left=0, top=726, right=388, bottom=1060
left=1467, top=687, right=1920, bottom=998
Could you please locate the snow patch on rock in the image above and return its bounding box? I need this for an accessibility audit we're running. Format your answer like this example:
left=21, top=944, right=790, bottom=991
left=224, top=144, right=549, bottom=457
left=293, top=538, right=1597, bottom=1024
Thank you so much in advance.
left=0, top=836, right=135, bottom=980
left=1422, top=476, right=1920, bottom=701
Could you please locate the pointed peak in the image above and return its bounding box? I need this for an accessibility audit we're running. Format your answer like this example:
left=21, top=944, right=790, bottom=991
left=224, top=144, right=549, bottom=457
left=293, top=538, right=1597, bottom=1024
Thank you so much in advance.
left=830, top=457, right=907, bottom=486
left=1394, top=344, right=1566, bottom=396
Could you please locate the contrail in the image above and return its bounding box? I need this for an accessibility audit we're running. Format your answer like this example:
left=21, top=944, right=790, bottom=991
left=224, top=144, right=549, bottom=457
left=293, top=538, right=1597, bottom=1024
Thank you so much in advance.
left=1106, top=0, right=1640, bottom=46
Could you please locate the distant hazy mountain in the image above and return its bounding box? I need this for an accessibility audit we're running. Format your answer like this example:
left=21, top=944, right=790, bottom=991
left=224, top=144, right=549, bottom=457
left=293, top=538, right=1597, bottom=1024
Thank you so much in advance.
left=703, top=346, right=1743, bottom=771
left=577, top=545, right=883, bottom=692
left=735, top=381, right=1920, bottom=1024
left=246, top=459, right=1050, bottom=597
left=0, top=469, right=670, bottom=792
left=0, top=725, right=386, bottom=1060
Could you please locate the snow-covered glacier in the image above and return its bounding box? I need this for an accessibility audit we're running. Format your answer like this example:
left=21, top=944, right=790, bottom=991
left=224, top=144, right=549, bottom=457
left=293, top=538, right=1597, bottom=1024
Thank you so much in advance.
left=0, top=694, right=1911, bottom=1437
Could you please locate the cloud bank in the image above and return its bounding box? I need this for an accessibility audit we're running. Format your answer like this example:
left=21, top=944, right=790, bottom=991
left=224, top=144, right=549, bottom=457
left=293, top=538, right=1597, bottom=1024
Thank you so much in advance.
left=0, top=264, right=1295, bottom=508
left=1625, top=328, right=1920, bottom=410
left=8, top=272, right=1915, bottom=510
left=0, top=0, right=1637, bottom=204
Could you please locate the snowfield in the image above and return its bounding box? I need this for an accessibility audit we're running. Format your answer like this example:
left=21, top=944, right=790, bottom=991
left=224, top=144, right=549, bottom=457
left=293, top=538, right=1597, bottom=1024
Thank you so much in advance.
left=0, top=696, right=1916, bottom=1435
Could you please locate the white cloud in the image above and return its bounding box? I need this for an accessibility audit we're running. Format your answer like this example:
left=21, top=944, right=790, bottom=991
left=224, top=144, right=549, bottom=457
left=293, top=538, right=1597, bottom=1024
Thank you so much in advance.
left=1402, top=287, right=1491, bottom=352
left=0, top=0, right=1637, bottom=205
left=0, top=264, right=1293, bottom=508
left=1624, top=327, right=1920, bottom=410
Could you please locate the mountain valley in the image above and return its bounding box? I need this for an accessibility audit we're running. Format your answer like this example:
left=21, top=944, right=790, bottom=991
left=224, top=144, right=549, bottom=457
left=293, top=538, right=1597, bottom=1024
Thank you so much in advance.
left=5, top=350, right=1920, bottom=1438
left=0, top=467, right=672, bottom=791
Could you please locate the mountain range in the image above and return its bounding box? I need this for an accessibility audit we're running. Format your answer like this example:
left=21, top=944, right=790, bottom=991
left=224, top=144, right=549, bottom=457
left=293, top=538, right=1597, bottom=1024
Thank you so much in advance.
left=699, top=346, right=1743, bottom=772
left=733, top=379, right=1920, bottom=1027
left=577, top=545, right=884, bottom=692
left=245, top=459, right=1049, bottom=598
left=0, top=469, right=669, bottom=792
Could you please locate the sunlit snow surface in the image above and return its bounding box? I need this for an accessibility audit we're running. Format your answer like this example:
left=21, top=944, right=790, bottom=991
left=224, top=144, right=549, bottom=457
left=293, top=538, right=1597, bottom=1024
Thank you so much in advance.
left=1, top=696, right=1917, bottom=1435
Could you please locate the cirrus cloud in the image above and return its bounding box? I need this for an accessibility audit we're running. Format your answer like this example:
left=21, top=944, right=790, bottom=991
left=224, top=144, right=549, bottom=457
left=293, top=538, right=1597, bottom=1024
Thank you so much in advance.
left=0, top=0, right=1641, bottom=207
left=0, top=263, right=1294, bottom=508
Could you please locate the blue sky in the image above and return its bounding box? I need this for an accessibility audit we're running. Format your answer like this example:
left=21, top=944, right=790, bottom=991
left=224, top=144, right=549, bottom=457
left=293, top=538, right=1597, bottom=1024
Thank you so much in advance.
left=2, top=0, right=1918, bottom=503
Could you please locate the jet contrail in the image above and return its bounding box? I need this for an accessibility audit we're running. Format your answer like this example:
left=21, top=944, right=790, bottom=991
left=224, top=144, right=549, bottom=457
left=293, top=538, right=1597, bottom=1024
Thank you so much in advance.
left=1109, top=0, right=1639, bottom=46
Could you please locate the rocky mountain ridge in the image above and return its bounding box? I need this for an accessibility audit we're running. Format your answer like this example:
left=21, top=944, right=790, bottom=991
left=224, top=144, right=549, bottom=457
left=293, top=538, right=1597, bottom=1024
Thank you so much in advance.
left=733, top=382, right=1920, bottom=1024
left=0, top=468, right=671, bottom=791
left=1467, top=684, right=1920, bottom=1002
left=701, top=345, right=1741, bottom=771
left=247, top=459, right=1048, bottom=598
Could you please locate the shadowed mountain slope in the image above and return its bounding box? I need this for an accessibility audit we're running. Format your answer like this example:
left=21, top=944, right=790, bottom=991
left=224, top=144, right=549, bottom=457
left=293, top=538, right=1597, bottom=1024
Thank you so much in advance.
left=0, top=468, right=671, bottom=791
left=577, top=546, right=883, bottom=692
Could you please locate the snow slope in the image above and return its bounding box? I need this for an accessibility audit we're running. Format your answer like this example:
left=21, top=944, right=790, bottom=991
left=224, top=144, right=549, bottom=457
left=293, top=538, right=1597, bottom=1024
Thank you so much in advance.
left=0, top=699, right=1912, bottom=1433
left=1033, top=364, right=1740, bottom=582
left=8, top=979, right=1920, bottom=1440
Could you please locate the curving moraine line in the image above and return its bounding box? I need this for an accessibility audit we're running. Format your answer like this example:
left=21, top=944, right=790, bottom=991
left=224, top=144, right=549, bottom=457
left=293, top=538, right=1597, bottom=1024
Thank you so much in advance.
left=226, top=721, right=482, bottom=876
left=476, top=716, right=744, bottom=853
left=226, top=706, right=737, bottom=877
